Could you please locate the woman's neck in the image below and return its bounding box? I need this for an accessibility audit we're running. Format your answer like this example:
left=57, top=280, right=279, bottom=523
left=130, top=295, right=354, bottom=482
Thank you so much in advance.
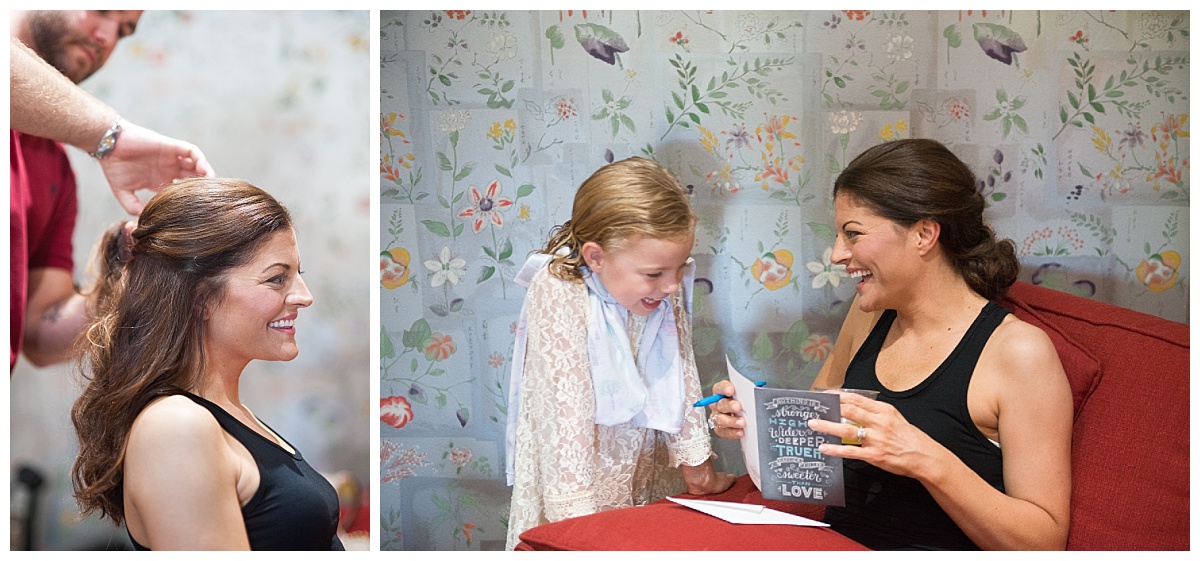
left=192, top=352, right=248, bottom=407
left=891, top=268, right=987, bottom=335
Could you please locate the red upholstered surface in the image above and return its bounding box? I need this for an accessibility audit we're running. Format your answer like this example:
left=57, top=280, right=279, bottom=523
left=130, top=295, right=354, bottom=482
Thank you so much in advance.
left=516, top=475, right=867, bottom=551
left=517, top=282, right=1189, bottom=551
left=1001, top=282, right=1189, bottom=550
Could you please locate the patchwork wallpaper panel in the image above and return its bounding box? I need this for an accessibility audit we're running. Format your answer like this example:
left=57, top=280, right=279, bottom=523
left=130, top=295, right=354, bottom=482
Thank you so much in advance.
left=9, top=11, right=371, bottom=549
left=380, top=10, right=1188, bottom=550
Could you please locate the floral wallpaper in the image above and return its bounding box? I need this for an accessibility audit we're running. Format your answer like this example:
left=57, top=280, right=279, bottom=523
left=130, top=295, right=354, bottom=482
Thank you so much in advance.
left=9, top=11, right=371, bottom=549
left=380, top=10, right=1188, bottom=551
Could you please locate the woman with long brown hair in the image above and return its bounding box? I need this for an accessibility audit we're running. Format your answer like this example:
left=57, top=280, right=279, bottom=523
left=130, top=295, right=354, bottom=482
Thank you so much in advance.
left=71, top=178, right=343, bottom=550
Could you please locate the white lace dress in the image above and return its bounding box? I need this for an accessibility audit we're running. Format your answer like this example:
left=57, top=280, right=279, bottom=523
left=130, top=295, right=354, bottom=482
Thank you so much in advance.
left=505, top=267, right=712, bottom=550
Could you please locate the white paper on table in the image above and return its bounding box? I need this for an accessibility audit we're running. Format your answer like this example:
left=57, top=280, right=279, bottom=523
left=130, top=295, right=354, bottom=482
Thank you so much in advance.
left=726, top=355, right=761, bottom=490
left=667, top=497, right=829, bottom=527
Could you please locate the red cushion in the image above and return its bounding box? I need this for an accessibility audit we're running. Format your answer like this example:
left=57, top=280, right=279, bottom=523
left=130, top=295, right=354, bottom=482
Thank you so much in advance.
left=516, top=488, right=868, bottom=551
left=1003, top=282, right=1190, bottom=550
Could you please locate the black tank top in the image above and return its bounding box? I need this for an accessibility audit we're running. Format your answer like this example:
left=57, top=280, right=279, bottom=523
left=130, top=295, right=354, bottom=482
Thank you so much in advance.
left=129, top=392, right=344, bottom=550
left=823, top=301, right=1008, bottom=550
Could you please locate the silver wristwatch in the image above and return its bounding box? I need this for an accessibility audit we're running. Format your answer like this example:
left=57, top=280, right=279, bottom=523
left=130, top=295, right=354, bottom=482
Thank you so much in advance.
left=89, top=118, right=122, bottom=159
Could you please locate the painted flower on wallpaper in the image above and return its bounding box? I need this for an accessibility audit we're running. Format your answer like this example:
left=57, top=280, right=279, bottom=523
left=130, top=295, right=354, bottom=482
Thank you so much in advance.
left=592, top=89, right=636, bottom=138
left=801, top=334, right=833, bottom=362
left=877, top=120, right=909, bottom=141
left=668, top=30, right=691, bottom=50
left=973, top=23, right=1027, bottom=65
left=381, top=112, right=408, bottom=138
left=1135, top=251, right=1181, bottom=292
left=807, top=247, right=848, bottom=289
left=487, top=118, right=517, bottom=142
left=945, top=97, right=970, bottom=120
left=1137, top=11, right=1169, bottom=40
left=1018, top=227, right=1085, bottom=257
left=885, top=34, right=914, bottom=62
left=751, top=250, right=794, bottom=290
left=1151, top=113, right=1188, bottom=143
left=759, top=115, right=797, bottom=144
left=737, top=12, right=763, bottom=38
left=488, top=352, right=505, bottom=368
left=381, top=152, right=414, bottom=179
left=727, top=123, right=752, bottom=150
left=574, top=23, right=629, bottom=65
left=448, top=447, right=472, bottom=469
left=487, top=32, right=518, bottom=60
left=1118, top=122, right=1146, bottom=150
left=553, top=96, right=578, bottom=120
left=1097, top=165, right=1134, bottom=197
left=1068, top=29, right=1089, bottom=48
left=461, top=523, right=478, bottom=546
left=381, top=395, right=414, bottom=429
left=829, top=110, right=862, bottom=134
left=381, top=439, right=431, bottom=483
left=437, top=109, right=471, bottom=132
left=425, top=246, right=467, bottom=287
left=458, top=179, right=514, bottom=233
left=445, top=10, right=471, bottom=20
left=843, top=10, right=870, bottom=21
left=381, top=247, right=411, bottom=289
left=424, top=333, right=456, bottom=362
left=757, top=157, right=790, bottom=187
left=1150, top=156, right=1185, bottom=187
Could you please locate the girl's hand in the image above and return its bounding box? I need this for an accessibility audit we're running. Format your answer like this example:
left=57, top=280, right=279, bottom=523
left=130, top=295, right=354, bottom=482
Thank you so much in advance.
left=706, top=380, right=746, bottom=440
left=680, top=459, right=737, bottom=495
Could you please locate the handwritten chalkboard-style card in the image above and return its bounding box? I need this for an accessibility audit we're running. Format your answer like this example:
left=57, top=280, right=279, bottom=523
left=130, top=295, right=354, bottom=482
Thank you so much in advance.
left=752, top=386, right=845, bottom=506
left=725, top=355, right=846, bottom=507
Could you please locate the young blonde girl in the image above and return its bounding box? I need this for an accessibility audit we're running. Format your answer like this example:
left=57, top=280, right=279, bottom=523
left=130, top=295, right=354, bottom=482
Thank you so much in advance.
left=505, top=157, right=734, bottom=549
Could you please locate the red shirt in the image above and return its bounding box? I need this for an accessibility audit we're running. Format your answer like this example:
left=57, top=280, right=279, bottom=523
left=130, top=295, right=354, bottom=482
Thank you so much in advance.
left=10, top=130, right=78, bottom=369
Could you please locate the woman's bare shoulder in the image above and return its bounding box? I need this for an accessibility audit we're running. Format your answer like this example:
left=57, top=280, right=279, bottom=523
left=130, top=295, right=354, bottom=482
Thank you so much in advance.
left=127, top=395, right=224, bottom=453
left=987, top=314, right=1066, bottom=382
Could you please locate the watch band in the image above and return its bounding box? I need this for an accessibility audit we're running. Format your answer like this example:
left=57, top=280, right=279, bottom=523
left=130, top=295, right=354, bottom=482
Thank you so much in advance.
left=89, top=118, right=122, bottom=159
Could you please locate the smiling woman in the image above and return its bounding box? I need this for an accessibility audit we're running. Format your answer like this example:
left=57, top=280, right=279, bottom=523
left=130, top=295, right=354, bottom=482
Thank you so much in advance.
left=69, top=178, right=343, bottom=551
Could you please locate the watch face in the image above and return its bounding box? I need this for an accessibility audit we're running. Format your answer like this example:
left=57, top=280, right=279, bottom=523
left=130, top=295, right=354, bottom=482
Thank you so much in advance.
left=92, top=122, right=121, bottom=158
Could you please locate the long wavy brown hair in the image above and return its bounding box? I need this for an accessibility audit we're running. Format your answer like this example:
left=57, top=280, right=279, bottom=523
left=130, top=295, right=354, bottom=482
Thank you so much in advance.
left=71, top=178, right=293, bottom=525
left=542, top=157, right=696, bottom=281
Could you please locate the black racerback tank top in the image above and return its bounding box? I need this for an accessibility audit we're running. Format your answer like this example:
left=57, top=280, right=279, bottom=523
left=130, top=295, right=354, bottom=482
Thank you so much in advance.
left=823, top=301, right=1008, bottom=550
left=129, top=392, right=344, bottom=550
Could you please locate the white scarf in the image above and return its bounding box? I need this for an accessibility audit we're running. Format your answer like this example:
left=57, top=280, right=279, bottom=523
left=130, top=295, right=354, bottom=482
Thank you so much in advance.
left=505, top=252, right=694, bottom=485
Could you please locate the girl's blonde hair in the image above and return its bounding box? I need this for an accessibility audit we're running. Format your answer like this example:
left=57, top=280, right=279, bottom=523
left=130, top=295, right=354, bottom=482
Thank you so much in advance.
left=542, top=157, right=696, bottom=280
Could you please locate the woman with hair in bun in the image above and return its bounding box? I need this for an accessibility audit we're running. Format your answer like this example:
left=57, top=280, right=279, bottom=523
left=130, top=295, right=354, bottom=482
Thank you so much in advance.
left=708, top=139, right=1072, bottom=550
left=70, top=178, right=343, bottom=550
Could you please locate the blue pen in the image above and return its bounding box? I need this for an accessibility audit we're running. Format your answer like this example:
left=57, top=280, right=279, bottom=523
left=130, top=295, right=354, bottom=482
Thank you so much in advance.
left=693, top=394, right=727, bottom=407
left=693, top=381, right=767, bottom=407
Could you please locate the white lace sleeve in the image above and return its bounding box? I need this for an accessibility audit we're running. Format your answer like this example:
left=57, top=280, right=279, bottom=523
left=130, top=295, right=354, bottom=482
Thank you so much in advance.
left=666, top=287, right=714, bottom=468
left=512, top=268, right=599, bottom=521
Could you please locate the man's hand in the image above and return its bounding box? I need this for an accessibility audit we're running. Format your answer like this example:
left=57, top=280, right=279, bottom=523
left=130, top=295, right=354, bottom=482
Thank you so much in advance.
left=100, top=120, right=215, bottom=214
